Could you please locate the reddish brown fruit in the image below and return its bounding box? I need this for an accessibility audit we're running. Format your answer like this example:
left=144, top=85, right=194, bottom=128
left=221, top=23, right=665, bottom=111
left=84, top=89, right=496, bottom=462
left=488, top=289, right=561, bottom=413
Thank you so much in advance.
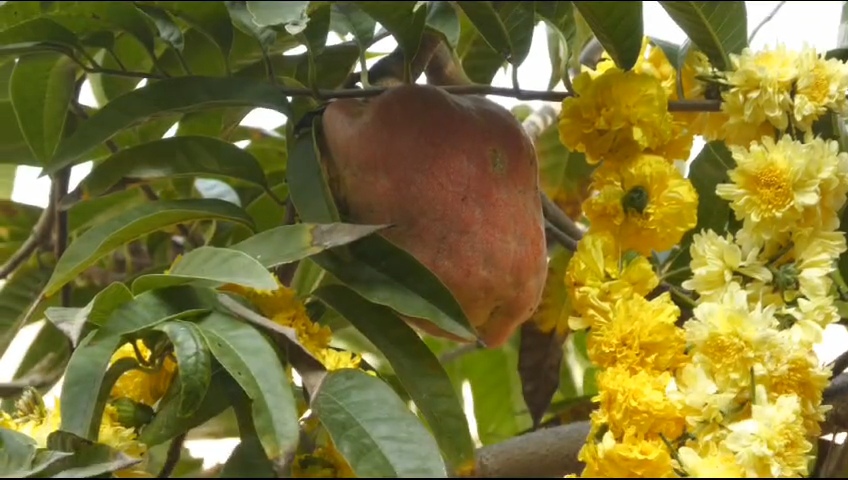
left=320, top=84, right=547, bottom=348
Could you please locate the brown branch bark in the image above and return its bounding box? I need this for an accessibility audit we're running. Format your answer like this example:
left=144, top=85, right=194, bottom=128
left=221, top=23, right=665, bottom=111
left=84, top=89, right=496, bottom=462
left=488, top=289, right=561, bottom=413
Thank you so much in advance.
left=472, top=421, right=589, bottom=478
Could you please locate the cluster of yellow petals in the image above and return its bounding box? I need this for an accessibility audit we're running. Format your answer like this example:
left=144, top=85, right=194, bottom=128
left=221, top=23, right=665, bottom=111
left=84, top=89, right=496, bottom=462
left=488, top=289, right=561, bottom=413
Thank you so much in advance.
left=1, top=394, right=148, bottom=476
left=221, top=278, right=362, bottom=371
left=561, top=37, right=848, bottom=479
left=109, top=341, right=178, bottom=407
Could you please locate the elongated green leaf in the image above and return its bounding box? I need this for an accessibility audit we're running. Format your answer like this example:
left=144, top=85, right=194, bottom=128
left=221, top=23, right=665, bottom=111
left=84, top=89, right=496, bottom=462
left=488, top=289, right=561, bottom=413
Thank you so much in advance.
left=155, top=320, right=211, bottom=418
left=153, top=1, right=233, bottom=65
left=139, top=367, right=235, bottom=446
left=0, top=2, right=43, bottom=30
left=0, top=101, right=39, bottom=166
left=314, top=285, right=474, bottom=472
left=231, top=223, right=389, bottom=269
left=198, top=312, right=299, bottom=461
left=9, top=321, right=70, bottom=388
left=219, top=432, right=276, bottom=478
left=41, top=430, right=141, bottom=478
left=0, top=200, right=42, bottom=261
left=287, top=117, right=341, bottom=223
left=131, top=246, right=278, bottom=294
left=313, top=369, right=447, bottom=478
left=47, top=76, right=292, bottom=173
left=59, top=332, right=124, bottom=439
left=312, top=235, right=476, bottom=341
left=44, top=199, right=255, bottom=297
left=227, top=0, right=277, bottom=53
left=0, top=18, right=85, bottom=54
left=572, top=1, right=643, bottom=70
left=3, top=449, right=72, bottom=478
left=455, top=1, right=511, bottom=55
left=53, top=1, right=159, bottom=62
left=9, top=53, right=76, bottom=164
left=246, top=1, right=310, bottom=29
left=80, top=282, right=135, bottom=328
left=0, top=164, right=15, bottom=199
left=659, top=1, right=747, bottom=70
left=98, top=285, right=215, bottom=338
left=136, top=3, right=184, bottom=52
left=426, top=1, right=460, bottom=48
left=356, top=1, right=428, bottom=76
left=76, top=136, right=270, bottom=198
left=0, top=260, right=54, bottom=359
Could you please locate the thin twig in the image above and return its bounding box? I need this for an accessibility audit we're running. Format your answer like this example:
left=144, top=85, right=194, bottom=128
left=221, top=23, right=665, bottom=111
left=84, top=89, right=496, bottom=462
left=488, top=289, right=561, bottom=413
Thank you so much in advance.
left=541, top=194, right=585, bottom=242
left=275, top=197, right=300, bottom=287
left=157, top=432, right=187, bottom=478
left=0, top=201, right=55, bottom=280
left=52, top=169, right=71, bottom=307
left=829, top=349, right=848, bottom=379
left=545, top=222, right=579, bottom=252
left=749, top=1, right=788, bottom=43
left=439, top=343, right=480, bottom=363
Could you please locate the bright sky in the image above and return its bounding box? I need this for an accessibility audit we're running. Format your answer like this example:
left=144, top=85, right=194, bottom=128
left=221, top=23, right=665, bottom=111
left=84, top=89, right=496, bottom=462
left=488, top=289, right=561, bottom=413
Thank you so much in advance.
left=2, top=0, right=847, bottom=467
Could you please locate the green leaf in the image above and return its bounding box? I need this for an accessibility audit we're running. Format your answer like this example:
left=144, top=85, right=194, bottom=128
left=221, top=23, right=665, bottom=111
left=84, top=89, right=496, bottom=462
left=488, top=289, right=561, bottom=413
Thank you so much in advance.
left=0, top=427, right=37, bottom=476
left=455, top=1, right=511, bottom=55
left=313, top=285, right=475, bottom=472
left=0, top=200, right=42, bottom=261
left=246, top=1, right=310, bottom=29
left=658, top=1, right=747, bottom=70
left=649, top=37, right=683, bottom=70
left=47, top=76, right=292, bottom=174
left=311, top=235, right=477, bottom=342
left=9, top=52, right=77, bottom=164
left=58, top=332, right=124, bottom=439
left=313, top=369, right=447, bottom=478
left=198, top=312, right=299, bottom=461
left=0, top=18, right=85, bottom=55
left=0, top=164, right=16, bottom=199
left=44, top=306, right=89, bottom=348
left=88, top=34, right=154, bottom=106
left=135, top=3, right=184, bottom=52
left=98, top=285, right=215, bottom=338
left=8, top=321, right=70, bottom=388
left=44, top=199, right=255, bottom=297
left=572, top=1, right=644, bottom=70
left=153, top=1, right=233, bottom=66
left=155, top=320, right=211, bottom=418
left=53, top=1, right=159, bottom=63
left=0, top=259, right=54, bottom=360
left=287, top=118, right=341, bottom=223
left=356, top=1, right=428, bottom=77
left=41, top=430, right=141, bottom=477
left=3, top=449, right=72, bottom=478
left=231, top=222, right=389, bottom=269
left=426, top=1, right=460, bottom=48
left=74, top=282, right=134, bottom=329
left=0, top=101, right=42, bottom=166
left=131, top=246, right=279, bottom=294
left=227, top=1, right=277, bottom=52
left=219, top=432, right=276, bottom=478
left=139, top=367, right=235, bottom=446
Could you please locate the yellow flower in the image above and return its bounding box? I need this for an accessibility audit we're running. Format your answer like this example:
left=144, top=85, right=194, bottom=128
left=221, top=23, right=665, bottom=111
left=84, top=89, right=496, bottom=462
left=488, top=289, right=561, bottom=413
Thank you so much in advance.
left=760, top=336, right=831, bottom=437
left=794, top=230, right=846, bottom=299
left=722, top=387, right=812, bottom=478
left=317, top=350, right=362, bottom=371
left=670, top=363, right=737, bottom=431
left=796, top=136, right=848, bottom=234
left=2, top=397, right=147, bottom=467
left=583, top=153, right=698, bottom=256
left=722, top=44, right=798, bottom=132
left=580, top=430, right=676, bottom=478
left=221, top=277, right=297, bottom=318
left=716, top=135, right=824, bottom=248
left=676, top=442, right=745, bottom=478
left=564, top=232, right=659, bottom=330
left=684, top=283, right=780, bottom=395
left=682, top=230, right=772, bottom=301
left=588, top=293, right=686, bottom=373
left=594, top=366, right=686, bottom=440
left=558, top=67, right=692, bottom=165
left=110, top=342, right=177, bottom=407
left=793, top=45, right=848, bottom=131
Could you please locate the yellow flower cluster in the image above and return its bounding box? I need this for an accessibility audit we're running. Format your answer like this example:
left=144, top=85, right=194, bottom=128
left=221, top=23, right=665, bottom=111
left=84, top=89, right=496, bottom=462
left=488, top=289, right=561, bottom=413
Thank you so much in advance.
left=1, top=390, right=148, bottom=477
left=221, top=278, right=363, bottom=372
left=109, top=341, right=178, bottom=407
left=560, top=39, right=848, bottom=478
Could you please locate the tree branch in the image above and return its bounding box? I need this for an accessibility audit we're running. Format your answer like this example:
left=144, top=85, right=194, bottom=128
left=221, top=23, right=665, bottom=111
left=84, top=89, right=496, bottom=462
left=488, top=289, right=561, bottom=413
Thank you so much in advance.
left=748, top=1, right=787, bottom=43
left=473, top=421, right=589, bottom=477
left=52, top=168, right=71, bottom=307
left=0, top=200, right=55, bottom=280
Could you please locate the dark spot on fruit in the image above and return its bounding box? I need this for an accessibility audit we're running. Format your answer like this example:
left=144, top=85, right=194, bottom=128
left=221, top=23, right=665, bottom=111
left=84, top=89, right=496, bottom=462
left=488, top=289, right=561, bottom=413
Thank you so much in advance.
left=489, top=147, right=507, bottom=175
